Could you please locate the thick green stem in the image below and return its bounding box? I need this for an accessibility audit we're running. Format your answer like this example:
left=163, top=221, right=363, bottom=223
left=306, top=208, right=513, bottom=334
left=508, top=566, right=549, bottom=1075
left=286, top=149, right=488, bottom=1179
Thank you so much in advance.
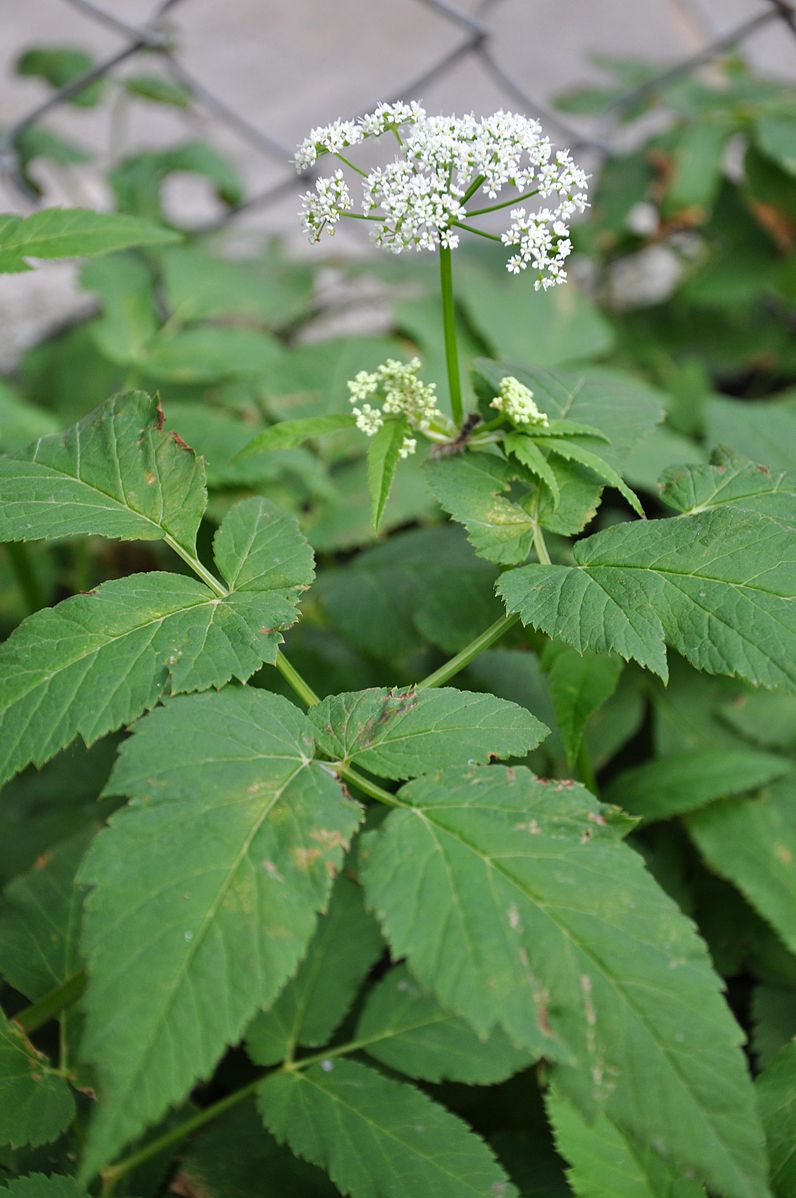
left=418, top=613, right=520, bottom=690
left=7, top=542, right=43, bottom=613
left=439, top=245, right=463, bottom=425
left=15, top=972, right=86, bottom=1034
left=533, top=521, right=552, bottom=566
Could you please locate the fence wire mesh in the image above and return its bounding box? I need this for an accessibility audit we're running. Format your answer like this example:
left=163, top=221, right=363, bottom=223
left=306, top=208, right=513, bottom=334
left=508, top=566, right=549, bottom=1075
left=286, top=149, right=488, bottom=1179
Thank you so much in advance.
left=1, top=0, right=795, bottom=227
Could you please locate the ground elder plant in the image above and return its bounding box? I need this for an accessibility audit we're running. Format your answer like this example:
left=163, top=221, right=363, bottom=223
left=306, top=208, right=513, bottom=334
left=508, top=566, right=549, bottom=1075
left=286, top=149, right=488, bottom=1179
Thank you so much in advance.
left=0, top=88, right=794, bottom=1198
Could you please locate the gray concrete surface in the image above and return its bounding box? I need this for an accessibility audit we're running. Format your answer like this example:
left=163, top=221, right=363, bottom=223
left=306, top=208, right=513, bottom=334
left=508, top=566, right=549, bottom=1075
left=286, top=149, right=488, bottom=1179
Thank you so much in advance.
left=0, top=0, right=793, bottom=366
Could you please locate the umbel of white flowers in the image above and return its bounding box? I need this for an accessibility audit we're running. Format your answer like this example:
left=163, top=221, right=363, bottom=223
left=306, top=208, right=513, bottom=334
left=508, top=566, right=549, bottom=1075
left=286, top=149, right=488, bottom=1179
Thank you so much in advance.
left=296, top=101, right=589, bottom=291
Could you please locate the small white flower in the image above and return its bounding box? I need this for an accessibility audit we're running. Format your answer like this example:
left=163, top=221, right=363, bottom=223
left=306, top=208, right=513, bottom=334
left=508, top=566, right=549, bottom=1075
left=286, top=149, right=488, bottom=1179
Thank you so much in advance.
left=490, top=376, right=549, bottom=428
left=399, top=436, right=417, bottom=458
left=299, top=169, right=352, bottom=242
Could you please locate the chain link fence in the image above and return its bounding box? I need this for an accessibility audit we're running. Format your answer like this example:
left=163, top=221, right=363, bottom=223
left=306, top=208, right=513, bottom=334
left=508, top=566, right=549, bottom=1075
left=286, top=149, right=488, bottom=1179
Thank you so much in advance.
left=1, top=0, right=794, bottom=228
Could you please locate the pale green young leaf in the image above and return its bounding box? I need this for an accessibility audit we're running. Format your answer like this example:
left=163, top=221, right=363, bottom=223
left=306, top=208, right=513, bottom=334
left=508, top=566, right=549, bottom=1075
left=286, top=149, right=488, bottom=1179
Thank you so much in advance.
left=426, top=454, right=536, bottom=565
left=0, top=392, right=206, bottom=555
left=0, top=1011, right=74, bottom=1149
left=0, top=208, right=179, bottom=265
left=473, top=361, right=664, bottom=470
left=236, top=414, right=356, bottom=458
left=542, top=646, right=622, bottom=767
left=658, top=451, right=796, bottom=526
left=498, top=510, right=796, bottom=690
left=78, top=688, right=361, bottom=1181
left=605, top=750, right=791, bottom=823
left=356, top=964, right=533, bottom=1084
left=258, top=1058, right=518, bottom=1198
left=541, top=437, right=645, bottom=517
left=756, top=1041, right=796, bottom=1198
left=0, top=829, right=91, bottom=1001
left=361, top=765, right=769, bottom=1198
left=532, top=419, right=609, bottom=441
left=246, top=875, right=382, bottom=1066
left=311, top=686, right=547, bottom=779
left=367, top=419, right=408, bottom=531
left=503, top=433, right=560, bottom=509
left=547, top=1089, right=704, bottom=1198
left=0, top=1178, right=88, bottom=1198
left=686, top=775, right=796, bottom=954
left=0, top=498, right=315, bottom=786
left=124, top=73, right=191, bottom=108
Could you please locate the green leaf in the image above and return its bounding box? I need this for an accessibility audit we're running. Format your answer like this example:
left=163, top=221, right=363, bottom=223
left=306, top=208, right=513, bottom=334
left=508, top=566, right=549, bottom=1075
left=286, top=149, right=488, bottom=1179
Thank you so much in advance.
left=318, top=526, right=501, bottom=659
left=16, top=46, right=104, bottom=106
left=426, top=453, right=536, bottom=565
left=705, top=397, right=796, bottom=474
left=547, top=1089, right=704, bottom=1198
left=605, top=750, right=791, bottom=823
left=79, top=256, right=159, bottom=366
left=0, top=1178, right=88, bottom=1198
left=533, top=419, right=609, bottom=441
left=356, top=964, right=533, bottom=1084
left=237, top=414, right=356, bottom=457
left=0, top=392, right=205, bottom=554
left=459, top=262, right=614, bottom=367
left=0, top=209, right=178, bottom=265
left=540, top=437, right=645, bottom=517
left=503, top=433, right=560, bottom=509
left=310, top=686, right=547, bottom=779
left=542, top=646, right=622, bottom=767
left=662, top=116, right=731, bottom=216
left=720, top=689, right=796, bottom=752
left=0, top=829, right=91, bottom=1001
left=754, top=116, right=796, bottom=176
left=180, top=1100, right=338, bottom=1197
left=78, top=688, right=361, bottom=1180
left=160, top=243, right=314, bottom=330
left=246, top=875, right=382, bottom=1066
left=0, top=1011, right=74, bottom=1148
left=756, top=1041, right=796, bottom=1198
left=752, top=987, right=796, bottom=1070
left=123, top=73, right=191, bottom=108
left=257, top=1058, right=517, bottom=1198
left=367, top=420, right=408, bottom=531
left=686, top=775, right=796, bottom=954
left=361, top=765, right=769, bottom=1198
left=658, top=451, right=796, bottom=527
left=498, top=510, right=796, bottom=690
left=0, top=497, right=314, bottom=786
left=141, top=327, right=284, bottom=385
left=110, top=142, right=243, bottom=224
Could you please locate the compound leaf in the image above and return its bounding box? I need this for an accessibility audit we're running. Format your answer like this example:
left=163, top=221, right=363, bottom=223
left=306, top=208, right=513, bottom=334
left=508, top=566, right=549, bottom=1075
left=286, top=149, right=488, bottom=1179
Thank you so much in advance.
left=257, top=1058, right=517, bottom=1198
left=309, top=686, right=548, bottom=780
left=77, top=688, right=361, bottom=1181
left=0, top=497, right=314, bottom=787
left=426, top=454, right=536, bottom=565
left=361, top=765, right=769, bottom=1198
left=0, top=392, right=205, bottom=553
left=498, top=509, right=796, bottom=690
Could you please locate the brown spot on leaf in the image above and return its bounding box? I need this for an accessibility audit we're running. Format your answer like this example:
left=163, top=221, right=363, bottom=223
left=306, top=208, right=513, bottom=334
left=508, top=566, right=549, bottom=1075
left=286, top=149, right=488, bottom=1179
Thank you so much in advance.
left=155, top=397, right=165, bottom=431
left=34, top=851, right=52, bottom=871
left=171, top=431, right=191, bottom=451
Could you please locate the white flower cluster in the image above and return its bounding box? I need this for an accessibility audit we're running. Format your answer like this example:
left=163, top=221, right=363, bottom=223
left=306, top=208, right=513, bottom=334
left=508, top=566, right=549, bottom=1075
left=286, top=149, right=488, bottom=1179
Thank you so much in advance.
left=347, top=358, right=443, bottom=455
left=490, top=376, right=549, bottom=428
left=295, top=101, right=425, bottom=171
left=299, top=169, right=352, bottom=241
left=296, top=102, right=589, bottom=288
